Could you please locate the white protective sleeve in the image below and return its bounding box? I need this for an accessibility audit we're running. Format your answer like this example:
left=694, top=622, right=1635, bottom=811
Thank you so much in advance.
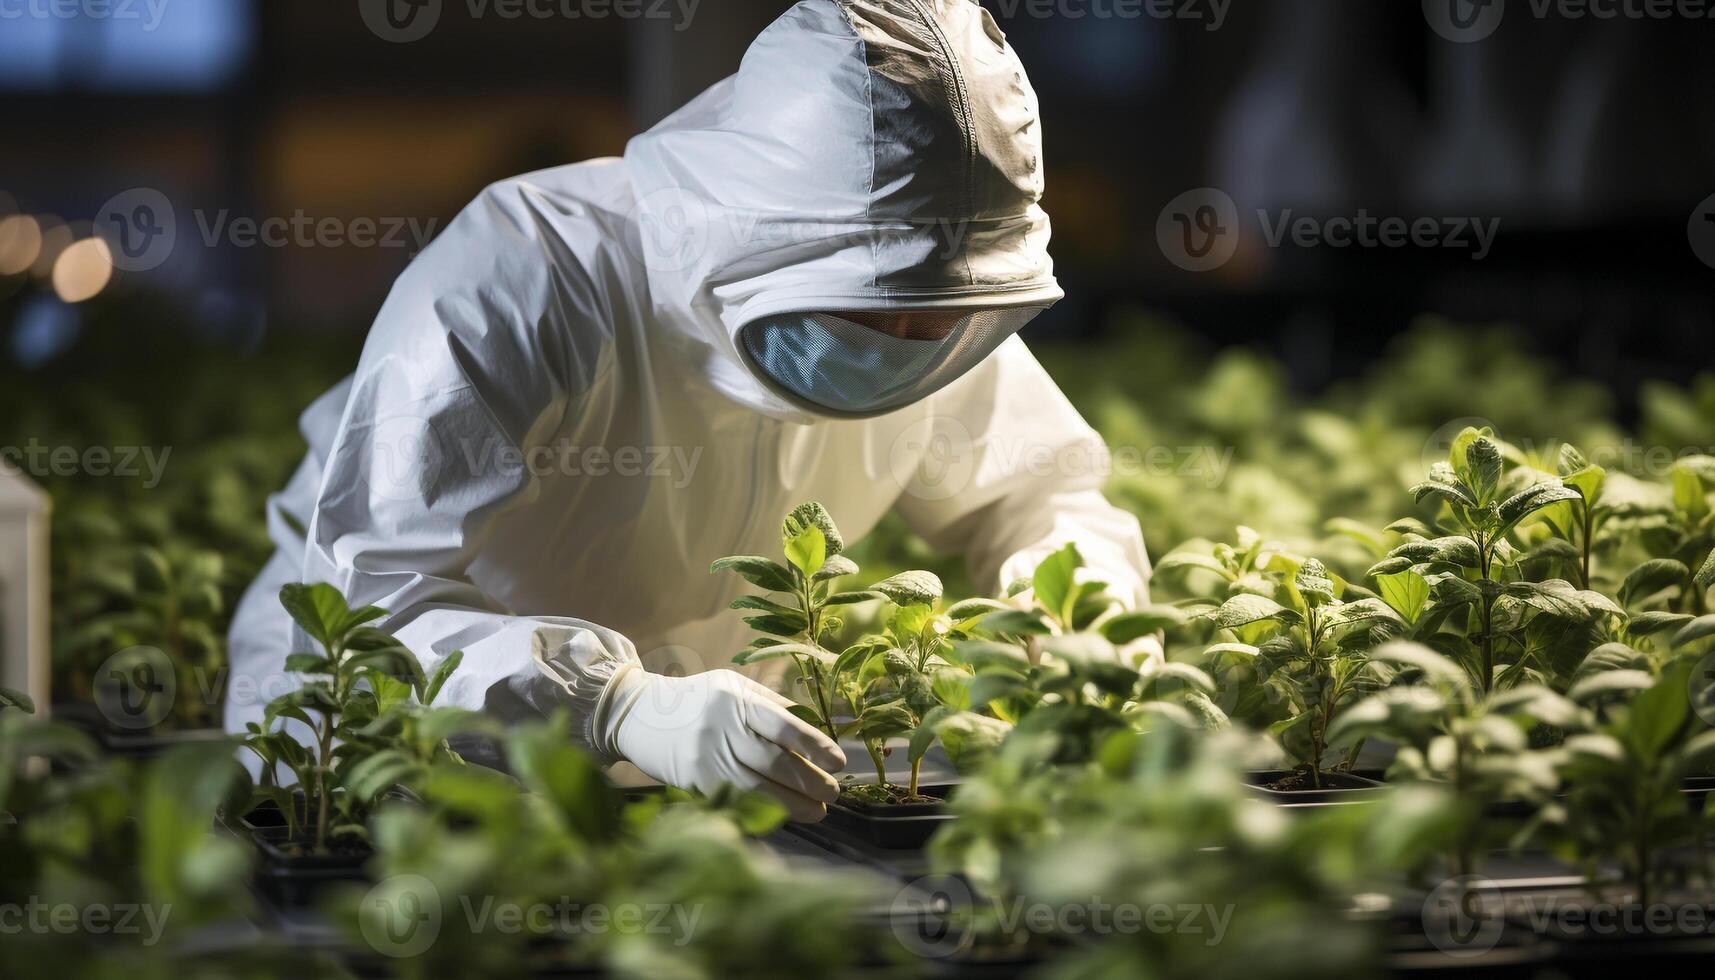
left=296, top=196, right=640, bottom=760
left=895, top=338, right=1158, bottom=645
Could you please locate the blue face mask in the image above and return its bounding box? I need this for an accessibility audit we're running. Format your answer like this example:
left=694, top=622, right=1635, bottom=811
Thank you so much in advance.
left=740, top=312, right=952, bottom=415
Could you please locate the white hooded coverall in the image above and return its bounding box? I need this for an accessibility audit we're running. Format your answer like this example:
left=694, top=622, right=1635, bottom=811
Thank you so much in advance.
left=224, top=0, right=1154, bottom=767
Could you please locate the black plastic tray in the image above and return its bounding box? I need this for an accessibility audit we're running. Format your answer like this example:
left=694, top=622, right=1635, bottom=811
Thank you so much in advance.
left=822, top=784, right=956, bottom=849
left=1244, top=769, right=1385, bottom=805
left=51, top=700, right=229, bottom=758
left=238, top=802, right=372, bottom=907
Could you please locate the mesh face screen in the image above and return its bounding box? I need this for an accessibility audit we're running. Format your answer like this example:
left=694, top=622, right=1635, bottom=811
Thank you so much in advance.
left=741, top=307, right=1045, bottom=415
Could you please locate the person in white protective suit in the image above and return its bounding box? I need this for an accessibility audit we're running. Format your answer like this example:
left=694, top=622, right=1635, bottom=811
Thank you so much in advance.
left=224, top=0, right=1155, bottom=823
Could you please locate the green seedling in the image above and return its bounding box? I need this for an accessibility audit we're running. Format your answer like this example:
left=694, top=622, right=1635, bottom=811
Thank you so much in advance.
left=242, top=583, right=473, bottom=853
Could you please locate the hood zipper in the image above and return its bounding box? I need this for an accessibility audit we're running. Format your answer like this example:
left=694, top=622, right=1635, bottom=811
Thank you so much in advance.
left=905, top=0, right=977, bottom=223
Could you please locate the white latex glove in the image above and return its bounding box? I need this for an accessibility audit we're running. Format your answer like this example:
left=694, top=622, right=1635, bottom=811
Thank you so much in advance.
left=596, top=664, right=845, bottom=823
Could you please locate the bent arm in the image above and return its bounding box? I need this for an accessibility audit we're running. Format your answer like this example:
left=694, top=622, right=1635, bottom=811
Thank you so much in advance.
left=894, top=337, right=1154, bottom=610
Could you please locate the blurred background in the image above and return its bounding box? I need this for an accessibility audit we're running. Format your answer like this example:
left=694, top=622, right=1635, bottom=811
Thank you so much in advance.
left=5, top=0, right=1715, bottom=722
left=4, top=0, right=1713, bottom=389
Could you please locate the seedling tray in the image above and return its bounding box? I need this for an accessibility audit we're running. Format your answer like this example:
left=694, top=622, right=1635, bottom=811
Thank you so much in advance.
left=51, top=700, right=228, bottom=758
left=236, top=801, right=372, bottom=907
left=1244, top=769, right=1384, bottom=805
left=817, top=784, right=956, bottom=849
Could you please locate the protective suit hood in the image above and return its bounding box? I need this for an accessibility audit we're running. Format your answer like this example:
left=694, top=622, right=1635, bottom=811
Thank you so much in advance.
left=625, top=0, right=1063, bottom=420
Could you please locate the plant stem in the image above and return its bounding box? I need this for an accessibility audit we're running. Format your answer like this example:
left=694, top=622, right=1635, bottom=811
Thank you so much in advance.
left=1478, top=540, right=1495, bottom=694
left=1579, top=506, right=1594, bottom=590
left=867, top=740, right=888, bottom=791
left=909, top=756, right=922, bottom=798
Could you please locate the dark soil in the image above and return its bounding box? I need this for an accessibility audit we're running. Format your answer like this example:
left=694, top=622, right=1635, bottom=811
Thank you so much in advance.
left=840, top=783, right=941, bottom=806
left=1265, top=769, right=1375, bottom=792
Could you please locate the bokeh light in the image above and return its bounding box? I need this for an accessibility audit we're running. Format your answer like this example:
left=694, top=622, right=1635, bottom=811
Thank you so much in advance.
left=52, top=237, right=115, bottom=303
left=0, top=214, right=43, bottom=276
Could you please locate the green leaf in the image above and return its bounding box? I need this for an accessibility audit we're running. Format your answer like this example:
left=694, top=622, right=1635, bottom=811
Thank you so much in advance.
left=284, top=652, right=334, bottom=676
left=1673, top=615, right=1715, bottom=649
left=1497, top=482, right=1582, bottom=530
left=1204, top=593, right=1291, bottom=630
left=423, top=650, right=464, bottom=706
left=1625, top=665, right=1692, bottom=760
left=1032, top=544, right=1082, bottom=620
left=344, top=750, right=419, bottom=802
left=825, top=590, right=884, bottom=606
left=1367, top=641, right=1470, bottom=690
left=732, top=642, right=835, bottom=666
left=978, top=609, right=1050, bottom=636
left=1376, top=570, right=1430, bottom=624
left=729, top=595, right=802, bottom=616
left=814, top=554, right=860, bottom=581
left=1100, top=606, right=1189, bottom=644
left=871, top=570, right=943, bottom=607
left=1625, top=611, right=1694, bottom=638
left=279, top=582, right=350, bottom=648
left=1619, top=559, right=1691, bottom=608
left=1696, top=549, right=1715, bottom=592
left=1294, top=559, right=1337, bottom=607
left=0, top=687, right=35, bottom=714
left=1566, top=670, right=1655, bottom=703
left=743, top=612, right=808, bottom=638
left=946, top=597, right=1014, bottom=622
left=1464, top=436, right=1503, bottom=504
left=782, top=502, right=844, bottom=556
left=710, top=556, right=797, bottom=592
left=783, top=524, right=827, bottom=579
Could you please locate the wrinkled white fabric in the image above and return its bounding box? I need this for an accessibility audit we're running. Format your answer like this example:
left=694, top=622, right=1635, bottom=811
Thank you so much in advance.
left=224, top=0, right=1153, bottom=765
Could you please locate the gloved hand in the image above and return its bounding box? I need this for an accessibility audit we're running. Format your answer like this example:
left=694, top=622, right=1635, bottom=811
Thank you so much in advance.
left=597, top=664, right=846, bottom=822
